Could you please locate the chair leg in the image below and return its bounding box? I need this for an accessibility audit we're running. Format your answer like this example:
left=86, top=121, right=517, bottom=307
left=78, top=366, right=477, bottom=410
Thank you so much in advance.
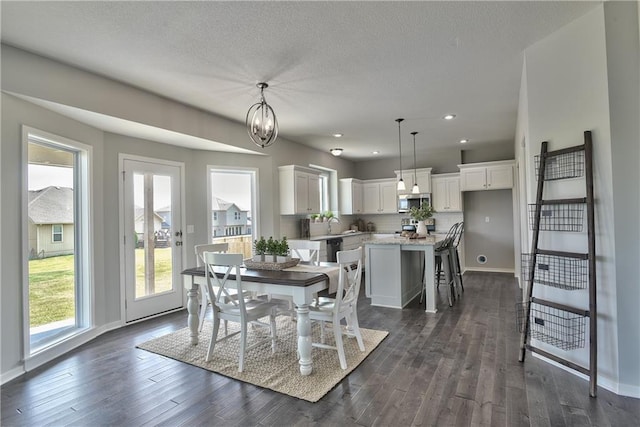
left=320, top=320, right=326, bottom=344
left=349, top=310, right=365, bottom=351
left=238, top=323, right=247, bottom=372
left=270, top=311, right=277, bottom=353
left=333, top=322, right=347, bottom=370
left=198, top=288, right=209, bottom=332
left=455, top=249, right=464, bottom=292
left=206, top=314, right=220, bottom=362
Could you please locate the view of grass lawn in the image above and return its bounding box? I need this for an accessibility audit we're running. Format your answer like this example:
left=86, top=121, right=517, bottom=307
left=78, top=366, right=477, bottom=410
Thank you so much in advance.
left=29, top=254, right=75, bottom=328
left=29, top=248, right=174, bottom=327
left=135, top=247, right=173, bottom=297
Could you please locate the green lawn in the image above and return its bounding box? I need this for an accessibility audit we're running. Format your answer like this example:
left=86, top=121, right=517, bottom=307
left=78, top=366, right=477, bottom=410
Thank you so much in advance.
left=29, top=254, right=75, bottom=328
left=29, top=248, right=173, bottom=328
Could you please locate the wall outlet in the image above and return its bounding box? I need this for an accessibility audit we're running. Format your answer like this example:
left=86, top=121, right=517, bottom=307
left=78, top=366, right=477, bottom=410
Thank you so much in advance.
left=485, top=216, right=490, bottom=223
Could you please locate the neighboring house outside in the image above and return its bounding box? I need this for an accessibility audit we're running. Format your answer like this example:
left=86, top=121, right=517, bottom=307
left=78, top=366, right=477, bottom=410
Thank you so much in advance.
left=134, top=207, right=167, bottom=248
left=28, top=186, right=74, bottom=258
left=211, top=197, right=249, bottom=238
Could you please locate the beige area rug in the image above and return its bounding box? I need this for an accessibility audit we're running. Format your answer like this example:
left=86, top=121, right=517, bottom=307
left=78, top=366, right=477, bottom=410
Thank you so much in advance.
left=137, top=317, right=388, bottom=402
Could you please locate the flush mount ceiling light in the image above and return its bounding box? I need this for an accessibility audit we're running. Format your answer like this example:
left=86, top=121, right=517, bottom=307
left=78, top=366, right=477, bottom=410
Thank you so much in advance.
left=460, top=138, right=469, bottom=144
left=330, top=148, right=343, bottom=156
left=372, top=151, right=380, bottom=155
left=411, top=131, right=420, bottom=194
left=443, top=114, right=456, bottom=120
left=396, top=118, right=406, bottom=191
left=246, top=82, right=278, bottom=148
left=332, top=133, right=343, bottom=138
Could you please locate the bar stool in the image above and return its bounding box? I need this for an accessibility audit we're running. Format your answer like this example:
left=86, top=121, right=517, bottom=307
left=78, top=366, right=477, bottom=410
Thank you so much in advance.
left=435, top=223, right=459, bottom=287
left=450, top=222, right=464, bottom=295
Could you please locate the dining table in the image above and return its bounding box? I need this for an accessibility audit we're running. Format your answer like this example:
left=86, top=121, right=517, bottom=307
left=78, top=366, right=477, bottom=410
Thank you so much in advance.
left=181, top=263, right=337, bottom=376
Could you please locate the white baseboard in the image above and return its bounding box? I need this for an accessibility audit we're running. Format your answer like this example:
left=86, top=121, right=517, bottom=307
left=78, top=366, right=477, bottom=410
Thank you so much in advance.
left=464, top=267, right=515, bottom=274
left=531, top=352, right=639, bottom=398
left=1, top=366, right=26, bottom=385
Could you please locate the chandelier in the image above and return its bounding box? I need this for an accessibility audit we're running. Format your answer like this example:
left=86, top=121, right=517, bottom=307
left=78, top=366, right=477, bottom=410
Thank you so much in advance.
left=246, top=82, right=278, bottom=148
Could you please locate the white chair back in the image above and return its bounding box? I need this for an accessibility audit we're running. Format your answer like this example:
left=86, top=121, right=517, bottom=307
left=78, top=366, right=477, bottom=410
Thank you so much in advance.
left=335, top=247, right=363, bottom=309
left=203, top=252, right=246, bottom=318
left=288, top=240, right=321, bottom=265
left=195, top=243, right=229, bottom=266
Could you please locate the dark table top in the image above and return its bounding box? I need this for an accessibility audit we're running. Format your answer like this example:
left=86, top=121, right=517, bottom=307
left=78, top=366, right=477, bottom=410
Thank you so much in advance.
left=182, top=265, right=330, bottom=288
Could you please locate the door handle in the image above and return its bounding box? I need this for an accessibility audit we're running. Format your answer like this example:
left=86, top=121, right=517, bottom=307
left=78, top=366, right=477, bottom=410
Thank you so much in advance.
left=175, top=230, right=182, bottom=237
left=175, top=241, right=183, bottom=246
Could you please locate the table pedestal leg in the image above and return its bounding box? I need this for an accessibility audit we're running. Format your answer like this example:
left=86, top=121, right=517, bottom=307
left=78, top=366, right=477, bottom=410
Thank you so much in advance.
left=295, top=304, right=313, bottom=376
left=187, top=283, right=200, bottom=345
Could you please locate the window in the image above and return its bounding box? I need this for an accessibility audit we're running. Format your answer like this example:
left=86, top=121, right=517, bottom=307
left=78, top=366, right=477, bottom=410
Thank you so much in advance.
left=25, top=127, right=92, bottom=357
left=213, top=212, right=218, bottom=221
left=209, top=167, right=257, bottom=258
left=319, top=173, right=329, bottom=213
left=52, top=224, right=63, bottom=242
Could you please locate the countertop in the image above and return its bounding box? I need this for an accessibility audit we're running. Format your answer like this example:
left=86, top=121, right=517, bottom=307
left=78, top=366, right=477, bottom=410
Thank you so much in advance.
left=364, top=235, right=439, bottom=246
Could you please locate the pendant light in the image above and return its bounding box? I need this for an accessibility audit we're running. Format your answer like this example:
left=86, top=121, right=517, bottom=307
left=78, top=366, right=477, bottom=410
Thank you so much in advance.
left=246, top=82, right=278, bottom=148
left=396, top=118, right=406, bottom=191
left=411, top=131, right=420, bottom=194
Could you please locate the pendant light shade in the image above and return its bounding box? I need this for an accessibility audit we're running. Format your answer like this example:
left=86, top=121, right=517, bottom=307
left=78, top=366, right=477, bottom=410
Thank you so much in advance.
left=246, top=82, right=278, bottom=148
left=396, top=118, right=405, bottom=191
left=411, top=131, right=420, bottom=194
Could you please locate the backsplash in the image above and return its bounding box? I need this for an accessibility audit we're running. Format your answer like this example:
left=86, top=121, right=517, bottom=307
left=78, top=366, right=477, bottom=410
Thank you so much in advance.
left=354, top=212, right=463, bottom=233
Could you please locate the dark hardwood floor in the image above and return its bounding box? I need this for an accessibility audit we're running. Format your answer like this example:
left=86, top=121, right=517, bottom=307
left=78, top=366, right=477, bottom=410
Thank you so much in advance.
left=2, top=271, right=638, bottom=426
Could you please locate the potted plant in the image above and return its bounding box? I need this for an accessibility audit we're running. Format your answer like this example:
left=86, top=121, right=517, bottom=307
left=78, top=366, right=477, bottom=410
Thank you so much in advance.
left=324, top=211, right=334, bottom=221
left=266, top=236, right=278, bottom=262
left=253, top=236, right=267, bottom=262
left=409, top=203, right=435, bottom=237
left=310, top=213, right=319, bottom=223
left=318, top=213, right=326, bottom=223
left=276, top=237, right=290, bottom=262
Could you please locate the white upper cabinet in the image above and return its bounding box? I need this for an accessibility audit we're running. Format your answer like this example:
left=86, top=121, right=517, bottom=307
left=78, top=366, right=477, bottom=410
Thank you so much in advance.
left=363, top=179, right=397, bottom=214
left=458, top=160, right=515, bottom=191
left=279, top=165, right=321, bottom=214
left=394, top=168, right=432, bottom=194
left=339, top=178, right=364, bottom=215
left=432, top=173, right=462, bottom=212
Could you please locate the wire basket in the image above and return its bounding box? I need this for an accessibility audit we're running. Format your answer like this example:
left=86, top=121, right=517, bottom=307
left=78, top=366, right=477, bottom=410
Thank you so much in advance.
left=528, top=202, right=585, bottom=232
left=535, top=150, right=585, bottom=181
left=521, top=253, right=588, bottom=290
left=516, top=302, right=586, bottom=351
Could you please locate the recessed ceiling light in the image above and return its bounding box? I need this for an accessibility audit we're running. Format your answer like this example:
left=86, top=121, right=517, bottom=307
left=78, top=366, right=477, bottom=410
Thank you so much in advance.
left=460, top=139, right=469, bottom=144
left=332, top=133, right=343, bottom=138
left=443, top=114, right=456, bottom=120
left=372, top=151, right=380, bottom=155
left=330, top=148, right=343, bottom=156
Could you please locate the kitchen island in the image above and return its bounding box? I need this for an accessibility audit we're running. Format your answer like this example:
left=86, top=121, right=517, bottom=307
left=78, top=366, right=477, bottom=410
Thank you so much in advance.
left=364, top=235, right=439, bottom=313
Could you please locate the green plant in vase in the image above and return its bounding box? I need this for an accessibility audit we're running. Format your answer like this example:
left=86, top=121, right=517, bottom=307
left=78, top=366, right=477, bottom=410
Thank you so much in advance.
left=266, top=236, right=278, bottom=262
left=409, top=203, right=435, bottom=236
left=277, top=237, right=290, bottom=262
left=253, top=236, right=267, bottom=262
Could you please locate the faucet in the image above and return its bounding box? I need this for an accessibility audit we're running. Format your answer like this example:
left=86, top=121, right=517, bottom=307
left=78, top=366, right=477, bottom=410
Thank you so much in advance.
left=328, top=216, right=341, bottom=234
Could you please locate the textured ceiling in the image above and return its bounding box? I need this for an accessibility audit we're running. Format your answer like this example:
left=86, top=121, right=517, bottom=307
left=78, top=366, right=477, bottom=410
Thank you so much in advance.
left=1, top=1, right=599, bottom=160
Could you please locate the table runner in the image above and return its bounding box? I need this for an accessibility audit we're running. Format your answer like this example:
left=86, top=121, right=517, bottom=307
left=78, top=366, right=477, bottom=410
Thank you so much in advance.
left=283, top=264, right=340, bottom=293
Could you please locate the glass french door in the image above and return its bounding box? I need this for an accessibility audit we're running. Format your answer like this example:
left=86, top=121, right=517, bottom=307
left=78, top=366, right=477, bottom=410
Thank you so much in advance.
left=122, top=158, right=183, bottom=322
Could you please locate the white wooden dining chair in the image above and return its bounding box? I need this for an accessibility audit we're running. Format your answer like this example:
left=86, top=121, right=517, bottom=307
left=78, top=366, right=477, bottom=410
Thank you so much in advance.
left=203, top=252, right=279, bottom=372
left=269, top=240, right=322, bottom=316
left=194, top=243, right=229, bottom=332
left=309, top=247, right=365, bottom=369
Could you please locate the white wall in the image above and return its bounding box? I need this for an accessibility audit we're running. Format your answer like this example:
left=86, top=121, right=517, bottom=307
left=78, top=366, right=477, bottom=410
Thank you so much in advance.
left=1, top=46, right=357, bottom=381
left=517, top=3, right=640, bottom=396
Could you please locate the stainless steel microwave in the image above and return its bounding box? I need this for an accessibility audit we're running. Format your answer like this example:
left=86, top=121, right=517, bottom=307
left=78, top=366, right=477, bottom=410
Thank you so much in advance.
left=398, top=193, right=431, bottom=213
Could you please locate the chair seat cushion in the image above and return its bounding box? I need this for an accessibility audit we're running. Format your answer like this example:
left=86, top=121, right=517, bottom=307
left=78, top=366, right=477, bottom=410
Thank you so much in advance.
left=219, top=299, right=278, bottom=317
left=309, top=297, right=336, bottom=313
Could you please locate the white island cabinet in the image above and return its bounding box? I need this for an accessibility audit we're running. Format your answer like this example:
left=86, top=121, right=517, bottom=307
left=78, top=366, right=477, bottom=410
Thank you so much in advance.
left=364, top=236, right=439, bottom=313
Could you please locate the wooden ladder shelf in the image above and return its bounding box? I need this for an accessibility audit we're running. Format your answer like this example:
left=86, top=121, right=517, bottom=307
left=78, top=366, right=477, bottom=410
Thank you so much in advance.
left=518, top=131, right=597, bottom=397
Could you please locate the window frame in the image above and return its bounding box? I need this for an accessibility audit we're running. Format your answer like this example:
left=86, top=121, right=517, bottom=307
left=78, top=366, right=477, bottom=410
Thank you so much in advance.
left=22, top=126, right=94, bottom=367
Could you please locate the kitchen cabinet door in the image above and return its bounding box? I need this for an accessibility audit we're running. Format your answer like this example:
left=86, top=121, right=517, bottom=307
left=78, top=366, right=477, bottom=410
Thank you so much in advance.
left=362, top=180, right=397, bottom=214
left=432, top=175, right=462, bottom=212
left=362, top=182, right=381, bottom=214
left=379, top=181, right=398, bottom=213
left=486, top=164, right=513, bottom=190
left=339, top=178, right=363, bottom=215
left=460, top=167, right=488, bottom=191
left=279, top=165, right=321, bottom=214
